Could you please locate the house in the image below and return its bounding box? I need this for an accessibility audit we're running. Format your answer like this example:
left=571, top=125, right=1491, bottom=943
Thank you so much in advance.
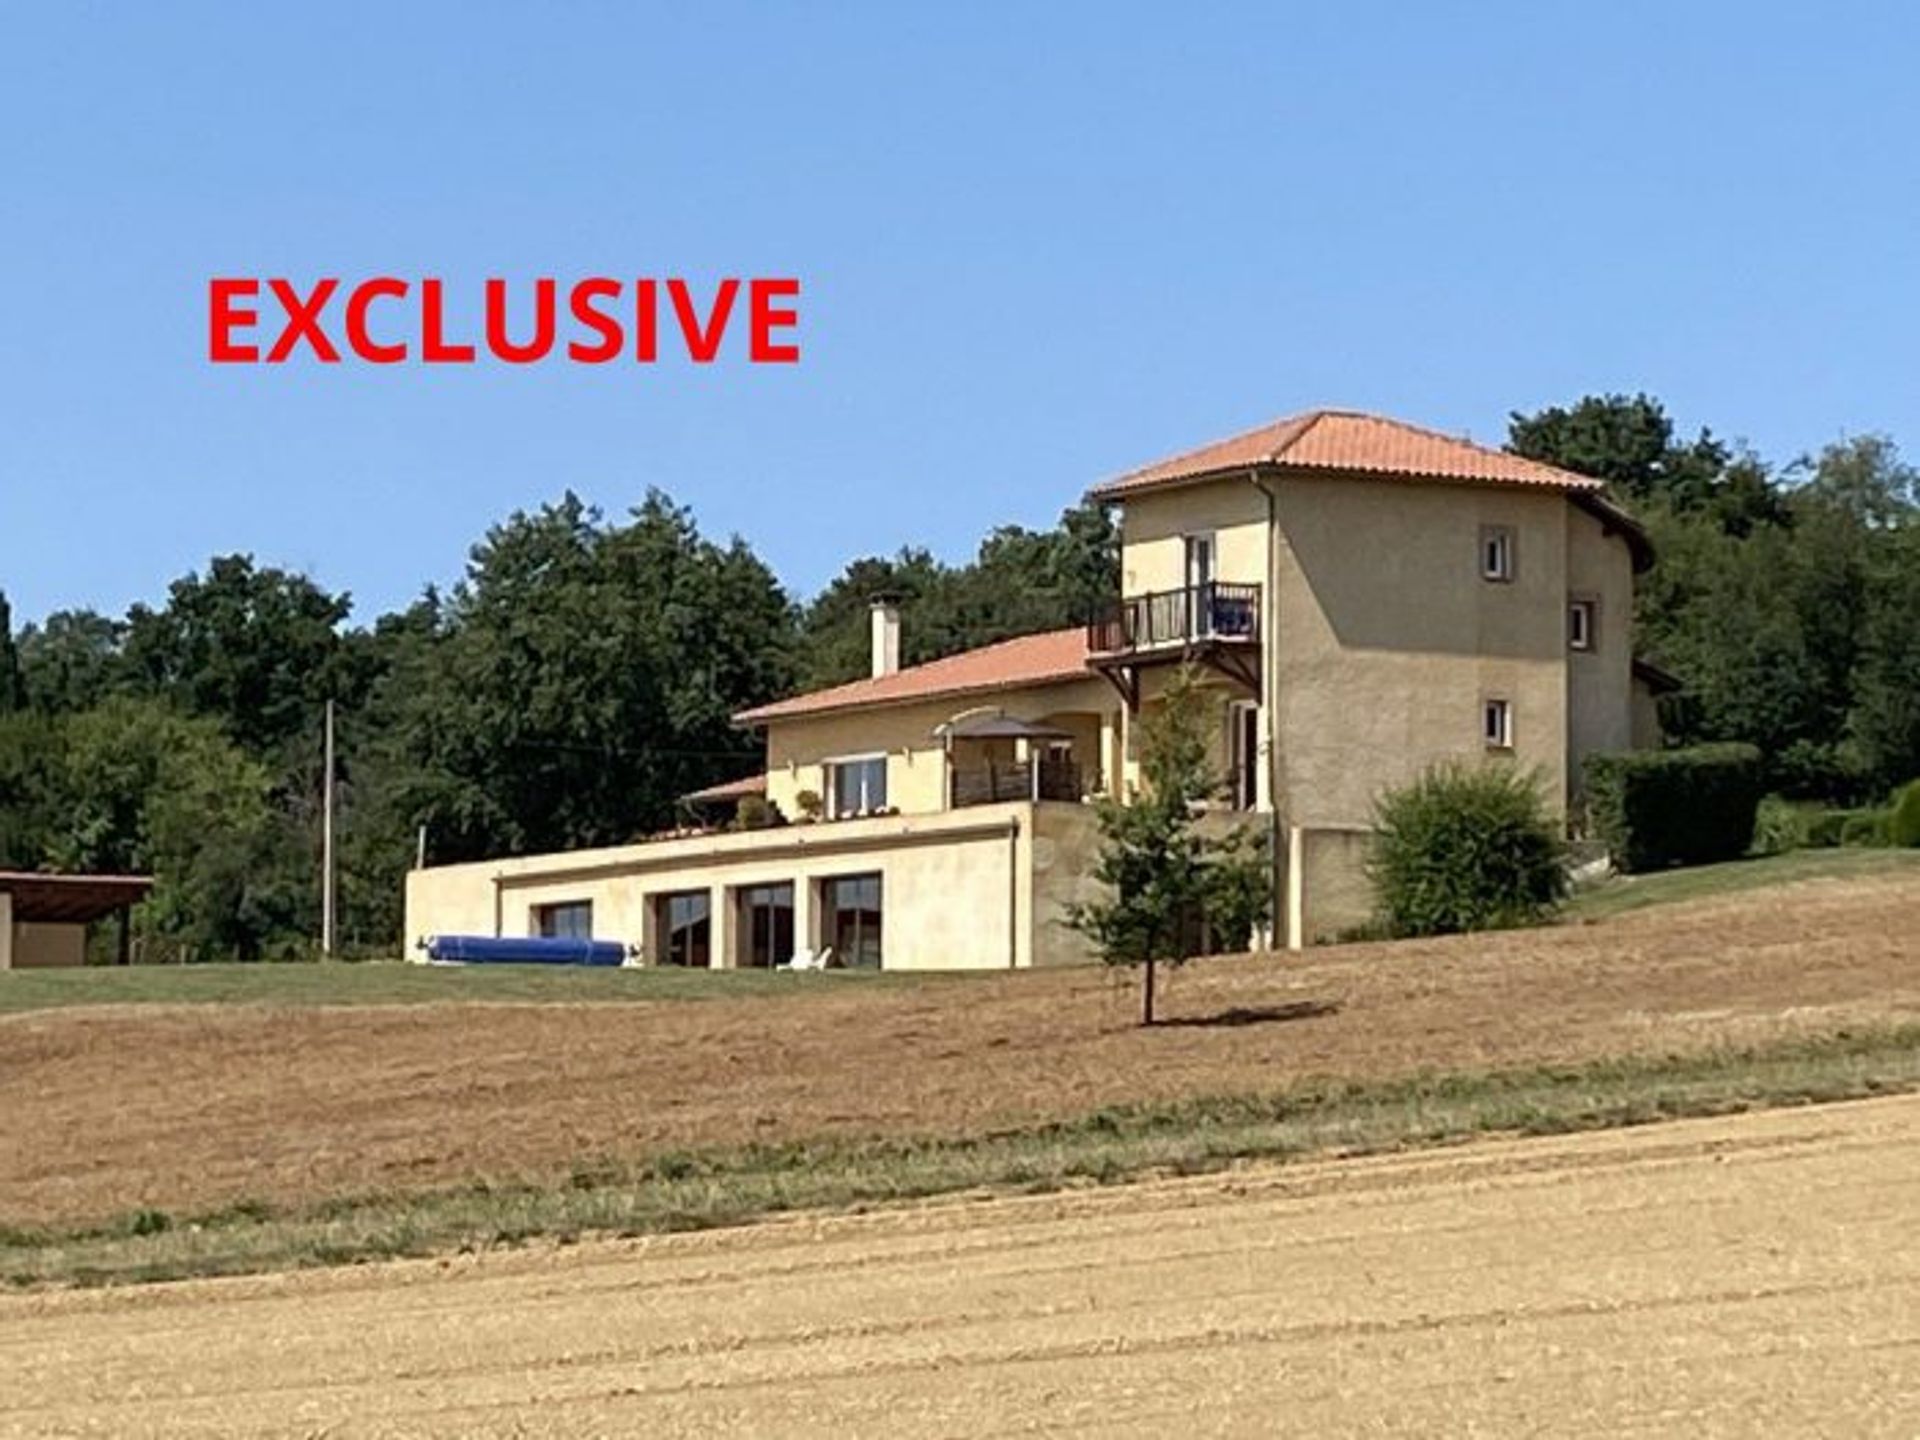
left=403, top=407, right=1661, bottom=966
left=0, top=871, right=152, bottom=969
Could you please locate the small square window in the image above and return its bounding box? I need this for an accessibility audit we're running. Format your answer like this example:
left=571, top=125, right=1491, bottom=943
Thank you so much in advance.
left=1480, top=525, right=1515, bottom=583
left=1569, top=598, right=1596, bottom=651
left=1483, top=698, right=1513, bottom=750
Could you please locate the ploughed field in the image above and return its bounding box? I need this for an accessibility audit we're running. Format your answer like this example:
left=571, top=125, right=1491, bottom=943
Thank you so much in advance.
left=4, top=866, right=1917, bottom=1230
left=5, top=1096, right=1916, bottom=1436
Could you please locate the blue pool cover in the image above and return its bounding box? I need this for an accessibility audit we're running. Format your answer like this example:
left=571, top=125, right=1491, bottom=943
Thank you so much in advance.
left=425, top=935, right=628, bottom=967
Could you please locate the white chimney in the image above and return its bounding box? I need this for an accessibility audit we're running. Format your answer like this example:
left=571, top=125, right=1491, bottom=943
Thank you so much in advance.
left=870, top=598, right=901, bottom=678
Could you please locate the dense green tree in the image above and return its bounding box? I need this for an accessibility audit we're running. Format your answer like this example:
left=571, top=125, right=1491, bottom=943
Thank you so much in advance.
left=1508, top=393, right=1730, bottom=507
left=121, top=555, right=353, bottom=755
left=17, top=609, right=125, bottom=713
left=382, top=491, right=795, bottom=865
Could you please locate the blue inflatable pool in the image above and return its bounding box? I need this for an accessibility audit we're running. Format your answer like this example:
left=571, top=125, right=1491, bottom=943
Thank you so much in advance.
left=424, top=935, right=628, bottom=967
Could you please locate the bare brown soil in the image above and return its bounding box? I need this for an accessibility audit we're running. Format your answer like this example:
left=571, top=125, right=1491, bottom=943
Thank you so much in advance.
left=3, top=869, right=1917, bottom=1229
left=4, top=1095, right=1916, bottom=1437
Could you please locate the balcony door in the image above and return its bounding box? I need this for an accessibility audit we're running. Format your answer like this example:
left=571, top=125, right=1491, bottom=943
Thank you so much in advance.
left=1184, top=533, right=1215, bottom=637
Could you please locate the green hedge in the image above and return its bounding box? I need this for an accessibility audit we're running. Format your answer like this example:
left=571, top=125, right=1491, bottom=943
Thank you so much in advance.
left=1890, top=781, right=1920, bottom=848
left=1582, top=743, right=1763, bottom=873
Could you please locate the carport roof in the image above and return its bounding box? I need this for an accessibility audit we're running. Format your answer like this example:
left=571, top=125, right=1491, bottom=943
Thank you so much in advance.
left=0, top=872, right=153, bottom=924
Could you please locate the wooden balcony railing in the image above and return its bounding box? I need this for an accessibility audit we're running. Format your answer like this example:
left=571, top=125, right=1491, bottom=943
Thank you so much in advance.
left=1087, top=581, right=1260, bottom=656
left=950, top=757, right=1084, bottom=808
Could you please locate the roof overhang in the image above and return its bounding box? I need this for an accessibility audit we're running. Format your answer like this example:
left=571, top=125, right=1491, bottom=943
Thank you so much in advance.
left=0, top=872, right=153, bottom=925
left=1632, top=657, right=1684, bottom=695
left=933, top=712, right=1074, bottom=742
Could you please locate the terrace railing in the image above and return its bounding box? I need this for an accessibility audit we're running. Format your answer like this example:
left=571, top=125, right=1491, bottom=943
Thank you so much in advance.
left=1087, top=581, right=1260, bottom=656
left=950, top=757, right=1084, bottom=808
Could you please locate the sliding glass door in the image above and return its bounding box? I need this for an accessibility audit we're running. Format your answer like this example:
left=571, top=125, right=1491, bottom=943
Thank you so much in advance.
left=821, top=873, right=883, bottom=970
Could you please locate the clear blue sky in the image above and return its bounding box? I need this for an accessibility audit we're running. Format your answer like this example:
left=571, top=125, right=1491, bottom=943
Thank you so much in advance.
left=4, top=3, right=1917, bottom=625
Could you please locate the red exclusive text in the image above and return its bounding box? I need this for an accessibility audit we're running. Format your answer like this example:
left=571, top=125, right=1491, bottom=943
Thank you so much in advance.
left=208, top=277, right=801, bottom=365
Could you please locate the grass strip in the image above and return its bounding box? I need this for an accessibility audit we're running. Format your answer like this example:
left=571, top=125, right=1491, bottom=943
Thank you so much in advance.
left=7, top=1024, right=1918, bottom=1290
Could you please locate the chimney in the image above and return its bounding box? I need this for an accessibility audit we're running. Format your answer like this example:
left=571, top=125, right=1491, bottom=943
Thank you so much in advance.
left=869, top=597, right=901, bottom=678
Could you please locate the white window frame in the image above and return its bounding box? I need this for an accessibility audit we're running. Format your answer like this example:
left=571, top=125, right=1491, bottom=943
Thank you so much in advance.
left=825, top=752, right=888, bottom=818
left=1568, top=596, right=1596, bottom=652
left=1482, top=697, right=1514, bottom=750
left=1480, top=525, right=1515, bottom=583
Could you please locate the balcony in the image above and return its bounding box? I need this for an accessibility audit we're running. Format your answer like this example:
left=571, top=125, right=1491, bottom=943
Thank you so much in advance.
left=950, top=756, right=1083, bottom=808
left=1085, top=581, right=1261, bottom=708
left=1087, top=580, right=1260, bottom=655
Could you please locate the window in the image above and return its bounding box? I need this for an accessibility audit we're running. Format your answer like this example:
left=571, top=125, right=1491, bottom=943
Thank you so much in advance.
left=737, top=883, right=795, bottom=969
left=532, top=901, right=592, bottom=940
left=655, top=890, right=711, bottom=967
left=1480, top=525, right=1515, bottom=582
left=827, top=755, right=887, bottom=817
left=1569, top=597, right=1596, bottom=651
left=1227, top=701, right=1260, bottom=811
left=1185, top=533, right=1217, bottom=636
left=1483, top=697, right=1513, bottom=750
left=822, top=873, right=883, bottom=969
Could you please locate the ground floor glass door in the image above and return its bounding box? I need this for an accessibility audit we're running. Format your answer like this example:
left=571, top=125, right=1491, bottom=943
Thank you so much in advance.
left=739, top=883, right=795, bottom=968
left=822, top=874, right=883, bottom=969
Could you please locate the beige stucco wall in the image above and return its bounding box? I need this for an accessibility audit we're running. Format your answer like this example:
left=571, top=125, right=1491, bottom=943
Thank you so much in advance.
left=1289, top=826, right=1376, bottom=944
left=1270, top=473, right=1572, bottom=831
left=761, top=677, right=1119, bottom=819
left=1564, top=504, right=1636, bottom=795
left=1118, top=478, right=1270, bottom=594
left=8, top=921, right=89, bottom=968
left=405, top=802, right=1102, bottom=972
left=1030, top=802, right=1104, bottom=968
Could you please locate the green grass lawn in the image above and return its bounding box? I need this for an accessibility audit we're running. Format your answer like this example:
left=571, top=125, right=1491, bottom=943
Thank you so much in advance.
left=0, top=959, right=932, bottom=1014
left=1564, top=845, right=1920, bottom=922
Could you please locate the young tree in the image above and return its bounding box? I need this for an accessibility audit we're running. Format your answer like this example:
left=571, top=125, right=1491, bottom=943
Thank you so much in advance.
left=1067, top=669, right=1269, bottom=1026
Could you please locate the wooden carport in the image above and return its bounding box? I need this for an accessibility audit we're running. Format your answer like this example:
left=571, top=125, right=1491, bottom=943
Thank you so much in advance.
left=0, top=871, right=153, bottom=968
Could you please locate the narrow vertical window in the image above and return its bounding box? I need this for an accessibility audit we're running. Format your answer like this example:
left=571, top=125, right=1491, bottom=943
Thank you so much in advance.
left=1483, top=697, right=1513, bottom=749
left=1480, top=525, right=1515, bottom=582
left=1569, top=598, right=1596, bottom=651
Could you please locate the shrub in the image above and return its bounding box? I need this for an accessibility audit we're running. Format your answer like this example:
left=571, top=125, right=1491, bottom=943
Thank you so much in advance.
left=1582, top=743, right=1763, bottom=873
left=1750, top=795, right=1804, bottom=857
left=1370, top=764, right=1567, bottom=938
left=732, top=794, right=783, bottom=831
left=1889, top=781, right=1920, bottom=848
left=1803, top=810, right=1849, bottom=848
left=1840, top=809, right=1890, bottom=848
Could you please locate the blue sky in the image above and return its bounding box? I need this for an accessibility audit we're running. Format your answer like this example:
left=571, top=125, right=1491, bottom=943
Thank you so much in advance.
left=3, top=3, right=1917, bottom=624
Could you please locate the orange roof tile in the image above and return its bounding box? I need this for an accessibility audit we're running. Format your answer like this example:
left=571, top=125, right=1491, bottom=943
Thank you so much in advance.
left=1091, top=409, right=1605, bottom=498
left=736, top=627, right=1092, bottom=724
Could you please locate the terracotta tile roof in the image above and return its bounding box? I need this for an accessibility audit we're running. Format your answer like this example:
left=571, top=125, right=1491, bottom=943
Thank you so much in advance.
left=736, top=627, right=1092, bottom=724
left=1091, top=409, right=1605, bottom=498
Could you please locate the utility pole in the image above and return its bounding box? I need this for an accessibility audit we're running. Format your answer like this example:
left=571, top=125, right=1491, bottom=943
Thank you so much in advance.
left=322, top=699, right=337, bottom=959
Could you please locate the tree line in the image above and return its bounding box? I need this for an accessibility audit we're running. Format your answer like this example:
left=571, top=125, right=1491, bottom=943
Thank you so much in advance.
left=0, top=492, right=1117, bottom=960
left=0, top=392, right=1913, bottom=960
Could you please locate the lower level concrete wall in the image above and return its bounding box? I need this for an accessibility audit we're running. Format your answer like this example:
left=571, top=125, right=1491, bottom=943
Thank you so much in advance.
left=1290, top=825, right=1376, bottom=946
left=9, top=922, right=88, bottom=968
left=1029, top=803, right=1103, bottom=968
left=405, top=804, right=1098, bottom=973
